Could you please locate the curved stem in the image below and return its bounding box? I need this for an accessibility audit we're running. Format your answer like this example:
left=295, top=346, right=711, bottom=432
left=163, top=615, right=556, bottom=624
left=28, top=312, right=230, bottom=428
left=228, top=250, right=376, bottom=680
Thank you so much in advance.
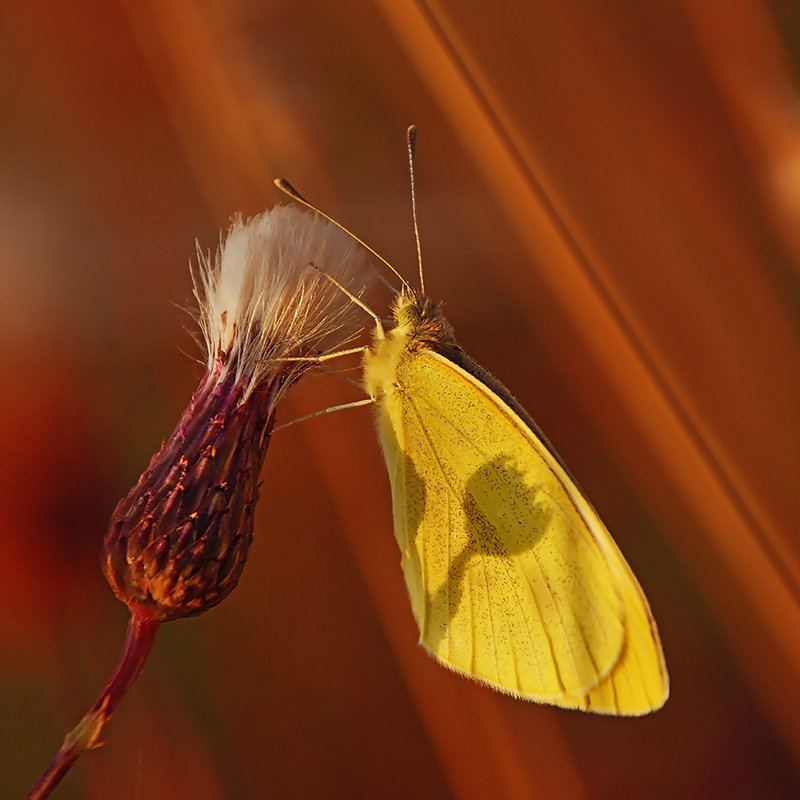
left=25, top=609, right=161, bottom=800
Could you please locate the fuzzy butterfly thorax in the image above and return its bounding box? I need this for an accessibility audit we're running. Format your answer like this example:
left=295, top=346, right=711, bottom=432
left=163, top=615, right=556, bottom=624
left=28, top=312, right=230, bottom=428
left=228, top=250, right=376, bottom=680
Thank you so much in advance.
left=364, top=289, right=452, bottom=403
left=394, top=289, right=455, bottom=347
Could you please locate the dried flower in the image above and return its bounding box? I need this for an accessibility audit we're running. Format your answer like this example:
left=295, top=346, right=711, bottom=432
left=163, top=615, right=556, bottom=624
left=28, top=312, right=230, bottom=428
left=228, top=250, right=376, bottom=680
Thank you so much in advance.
left=103, top=205, right=368, bottom=621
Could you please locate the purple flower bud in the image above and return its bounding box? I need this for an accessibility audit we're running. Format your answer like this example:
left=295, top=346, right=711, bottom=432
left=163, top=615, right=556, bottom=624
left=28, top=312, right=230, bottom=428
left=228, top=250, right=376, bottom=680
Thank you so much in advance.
left=102, top=205, right=368, bottom=621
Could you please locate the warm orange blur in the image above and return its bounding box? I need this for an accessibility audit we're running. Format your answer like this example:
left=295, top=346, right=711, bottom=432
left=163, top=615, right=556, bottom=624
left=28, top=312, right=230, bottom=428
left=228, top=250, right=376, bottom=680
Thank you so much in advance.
left=3, top=0, right=800, bottom=797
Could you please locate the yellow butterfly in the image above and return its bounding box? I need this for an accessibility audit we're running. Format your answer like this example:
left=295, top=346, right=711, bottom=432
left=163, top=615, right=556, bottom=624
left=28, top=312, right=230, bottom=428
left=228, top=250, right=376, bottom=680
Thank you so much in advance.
left=275, top=130, right=668, bottom=715
left=362, top=283, right=668, bottom=714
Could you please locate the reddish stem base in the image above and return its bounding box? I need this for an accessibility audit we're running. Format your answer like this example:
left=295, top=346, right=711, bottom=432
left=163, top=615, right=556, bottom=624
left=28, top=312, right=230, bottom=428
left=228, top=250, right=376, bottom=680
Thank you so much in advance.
left=25, top=609, right=161, bottom=800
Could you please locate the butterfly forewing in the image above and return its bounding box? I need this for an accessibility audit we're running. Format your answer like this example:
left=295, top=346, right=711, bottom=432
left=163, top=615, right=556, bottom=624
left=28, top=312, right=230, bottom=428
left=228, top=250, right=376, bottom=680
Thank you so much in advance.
left=379, top=349, right=633, bottom=702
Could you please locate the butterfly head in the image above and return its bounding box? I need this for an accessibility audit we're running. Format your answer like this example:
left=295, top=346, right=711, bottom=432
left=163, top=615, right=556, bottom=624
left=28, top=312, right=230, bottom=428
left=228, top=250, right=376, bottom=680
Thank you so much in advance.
left=390, top=286, right=456, bottom=352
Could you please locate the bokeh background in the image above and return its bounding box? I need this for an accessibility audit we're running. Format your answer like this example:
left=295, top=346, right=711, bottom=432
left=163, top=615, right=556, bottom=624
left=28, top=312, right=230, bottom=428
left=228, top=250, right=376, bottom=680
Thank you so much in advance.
left=3, top=0, right=800, bottom=797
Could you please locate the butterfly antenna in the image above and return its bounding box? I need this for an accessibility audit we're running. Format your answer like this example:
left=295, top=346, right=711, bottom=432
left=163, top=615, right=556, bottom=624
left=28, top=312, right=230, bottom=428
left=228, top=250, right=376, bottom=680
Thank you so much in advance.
left=407, top=125, right=425, bottom=296
left=274, top=178, right=410, bottom=291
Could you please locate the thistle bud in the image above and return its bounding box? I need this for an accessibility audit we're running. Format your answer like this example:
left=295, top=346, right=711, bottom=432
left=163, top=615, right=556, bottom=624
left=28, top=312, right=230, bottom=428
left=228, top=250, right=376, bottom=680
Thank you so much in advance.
left=103, top=206, right=367, bottom=621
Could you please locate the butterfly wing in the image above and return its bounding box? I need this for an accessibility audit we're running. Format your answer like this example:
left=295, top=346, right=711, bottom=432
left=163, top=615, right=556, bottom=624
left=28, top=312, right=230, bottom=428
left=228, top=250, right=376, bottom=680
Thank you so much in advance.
left=373, top=348, right=668, bottom=714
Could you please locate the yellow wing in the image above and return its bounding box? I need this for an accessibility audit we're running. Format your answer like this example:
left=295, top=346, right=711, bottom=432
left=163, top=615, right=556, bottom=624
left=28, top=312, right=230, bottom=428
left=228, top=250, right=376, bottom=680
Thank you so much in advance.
left=373, top=348, right=668, bottom=715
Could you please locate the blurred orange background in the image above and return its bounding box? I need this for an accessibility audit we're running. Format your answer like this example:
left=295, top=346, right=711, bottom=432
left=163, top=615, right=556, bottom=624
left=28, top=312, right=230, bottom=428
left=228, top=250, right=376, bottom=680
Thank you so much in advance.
left=3, top=0, right=800, bottom=797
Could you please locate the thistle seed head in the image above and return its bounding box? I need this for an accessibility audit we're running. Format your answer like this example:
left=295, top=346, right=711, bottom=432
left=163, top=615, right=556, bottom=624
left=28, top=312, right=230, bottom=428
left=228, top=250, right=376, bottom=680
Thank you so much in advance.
left=103, top=206, right=369, bottom=621
left=195, top=204, right=368, bottom=398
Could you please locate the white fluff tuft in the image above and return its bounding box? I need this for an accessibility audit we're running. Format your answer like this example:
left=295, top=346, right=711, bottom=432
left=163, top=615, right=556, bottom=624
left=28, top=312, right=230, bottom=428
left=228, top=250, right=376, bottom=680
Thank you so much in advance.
left=195, top=205, right=369, bottom=397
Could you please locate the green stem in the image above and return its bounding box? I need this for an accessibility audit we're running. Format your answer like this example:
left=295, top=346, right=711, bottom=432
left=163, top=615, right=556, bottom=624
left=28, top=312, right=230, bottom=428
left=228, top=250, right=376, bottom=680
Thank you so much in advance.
left=25, top=609, right=161, bottom=800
